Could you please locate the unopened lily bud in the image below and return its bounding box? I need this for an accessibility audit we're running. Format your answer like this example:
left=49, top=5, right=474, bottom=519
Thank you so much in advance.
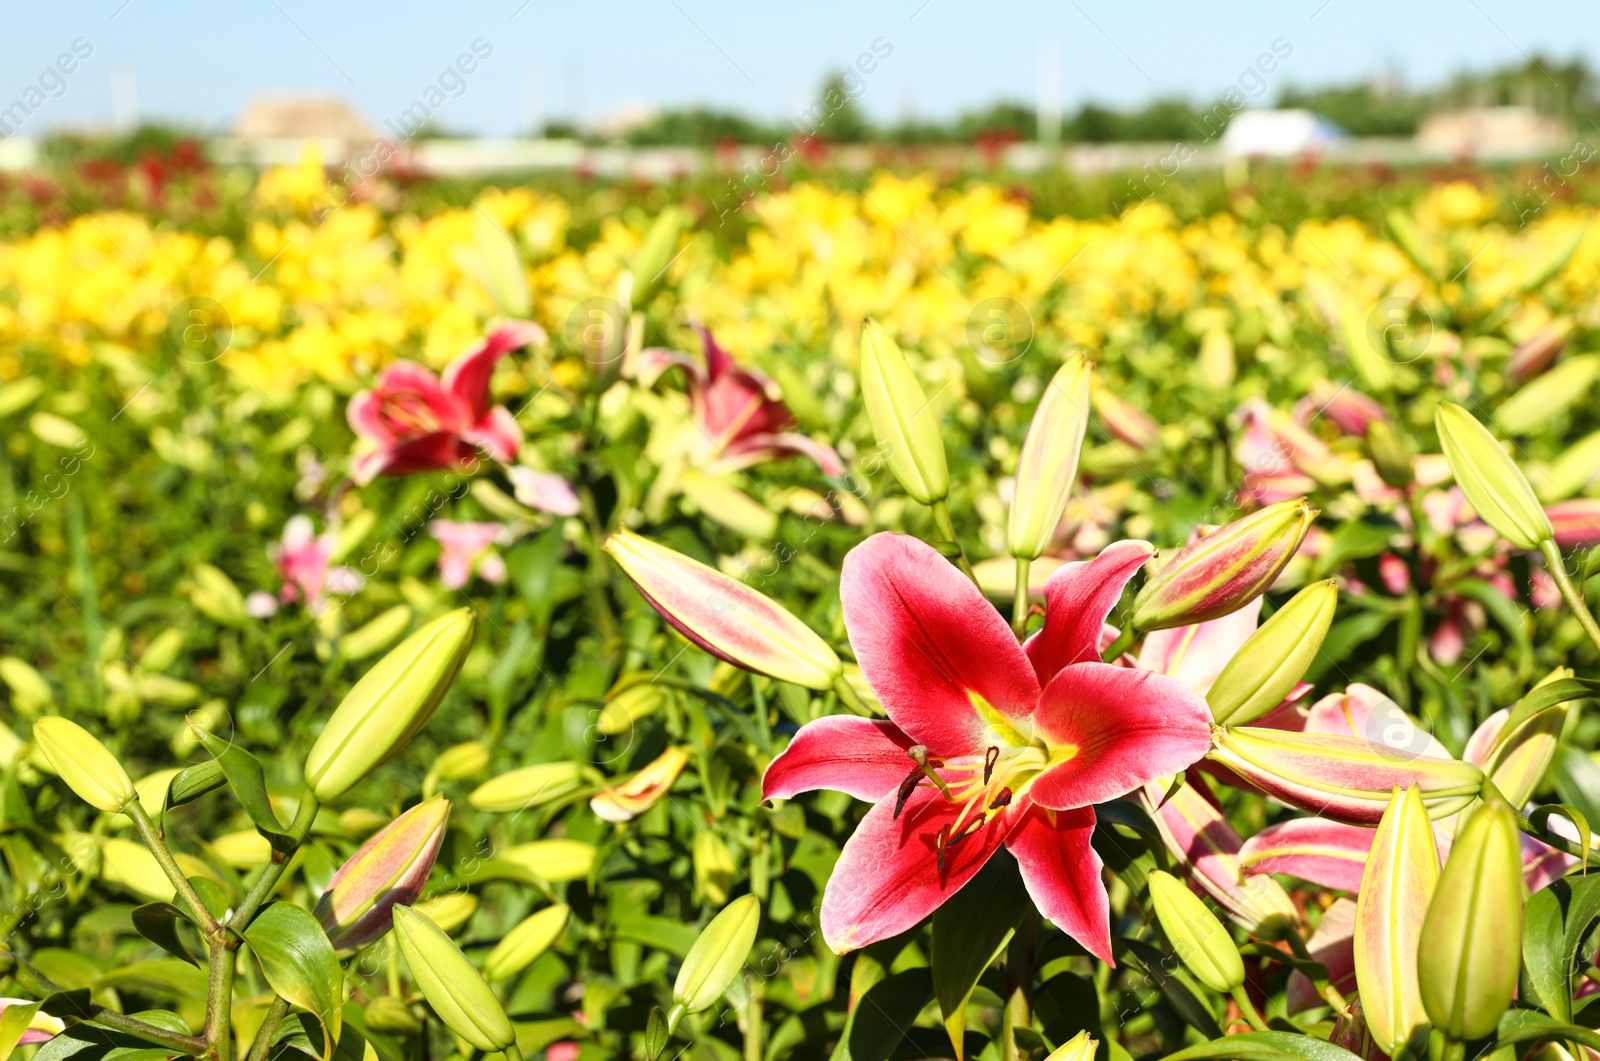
left=1418, top=793, right=1524, bottom=1040
left=859, top=321, right=949, bottom=504
left=1386, top=208, right=1441, bottom=282
left=412, top=892, right=478, bottom=933
left=604, top=530, right=842, bottom=691
left=1366, top=419, right=1414, bottom=489
left=32, top=717, right=135, bottom=812
left=1139, top=778, right=1299, bottom=939
left=469, top=762, right=587, bottom=813
left=189, top=563, right=251, bottom=627
left=363, top=996, right=422, bottom=1035
left=502, top=840, right=596, bottom=883
left=483, top=904, right=570, bottom=981
left=1467, top=703, right=1567, bottom=808
left=1208, top=727, right=1483, bottom=825
left=694, top=831, right=737, bottom=905
left=1131, top=499, right=1316, bottom=631
left=314, top=796, right=450, bottom=951
left=304, top=608, right=475, bottom=801
left=433, top=741, right=491, bottom=782
left=1354, top=786, right=1438, bottom=1058
left=99, top=837, right=172, bottom=901
left=1090, top=377, right=1162, bottom=452
left=1209, top=580, right=1337, bottom=726
left=0, top=998, right=66, bottom=1045
left=591, top=747, right=690, bottom=823
left=1146, top=869, right=1244, bottom=994
left=1507, top=317, right=1574, bottom=384
left=1435, top=402, right=1553, bottom=550
left=1310, top=379, right=1388, bottom=437
left=629, top=206, right=689, bottom=309
left=673, top=894, right=760, bottom=1020
left=1007, top=354, right=1091, bottom=561
left=1198, top=328, right=1235, bottom=392
left=1044, top=1031, right=1098, bottom=1061
left=1498, top=354, right=1600, bottom=436
left=0, top=657, right=53, bottom=715
left=392, top=905, right=516, bottom=1053
left=1540, top=428, right=1600, bottom=502
left=339, top=605, right=414, bottom=662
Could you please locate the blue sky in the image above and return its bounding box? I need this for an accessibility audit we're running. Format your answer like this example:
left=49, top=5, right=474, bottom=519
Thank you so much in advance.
left=4, top=1, right=1595, bottom=136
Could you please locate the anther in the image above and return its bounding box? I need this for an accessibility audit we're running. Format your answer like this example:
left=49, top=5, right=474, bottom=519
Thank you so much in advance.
left=989, top=788, right=1013, bottom=810
left=983, top=746, right=1000, bottom=785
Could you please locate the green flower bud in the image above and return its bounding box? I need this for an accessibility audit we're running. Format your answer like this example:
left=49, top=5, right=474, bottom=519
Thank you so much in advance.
left=1435, top=402, right=1552, bottom=550
left=1208, top=580, right=1338, bottom=726
left=469, top=762, right=587, bottom=813
left=32, top=717, right=135, bottom=812
left=363, top=996, right=422, bottom=1036
left=1045, top=1031, right=1098, bottom=1061
left=1131, top=499, right=1316, bottom=631
left=338, top=605, right=414, bottom=662
left=1007, top=354, right=1092, bottom=561
left=304, top=608, right=475, bottom=801
left=1417, top=793, right=1524, bottom=1041
left=859, top=321, right=949, bottom=504
left=392, top=905, right=516, bottom=1052
left=1146, top=869, right=1245, bottom=994
left=483, top=904, right=570, bottom=981
left=1354, top=786, right=1438, bottom=1058
left=673, top=895, right=760, bottom=1017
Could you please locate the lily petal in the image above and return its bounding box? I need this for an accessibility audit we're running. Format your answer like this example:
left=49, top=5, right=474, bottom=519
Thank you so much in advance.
left=1005, top=805, right=1112, bottom=964
left=1025, top=540, right=1155, bottom=686
left=842, top=533, right=1039, bottom=756
left=721, top=432, right=846, bottom=477
left=1136, top=597, right=1262, bottom=694
left=820, top=782, right=1017, bottom=954
left=1287, top=898, right=1358, bottom=1013
left=442, top=321, right=544, bottom=423
left=1305, top=684, right=1453, bottom=761
left=1238, top=817, right=1376, bottom=893
left=1028, top=662, right=1213, bottom=811
left=763, top=717, right=918, bottom=802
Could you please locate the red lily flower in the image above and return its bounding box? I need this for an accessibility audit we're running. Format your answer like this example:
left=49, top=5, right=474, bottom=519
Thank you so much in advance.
left=347, top=322, right=542, bottom=484
left=634, top=327, right=843, bottom=476
left=761, top=534, right=1213, bottom=960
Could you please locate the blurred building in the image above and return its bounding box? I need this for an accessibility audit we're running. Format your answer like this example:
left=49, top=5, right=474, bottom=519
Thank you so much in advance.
left=1415, top=106, right=1571, bottom=158
left=234, top=96, right=375, bottom=141
left=1221, top=109, right=1346, bottom=156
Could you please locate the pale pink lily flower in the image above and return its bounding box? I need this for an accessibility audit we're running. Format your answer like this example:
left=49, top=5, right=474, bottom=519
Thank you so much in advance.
left=264, top=515, right=363, bottom=617
left=507, top=466, right=582, bottom=516
left=347, top=322, right=543, bottom=485
left=429, top=521, right=508, bottom=590
left=633, top=327, right=843, bottom=477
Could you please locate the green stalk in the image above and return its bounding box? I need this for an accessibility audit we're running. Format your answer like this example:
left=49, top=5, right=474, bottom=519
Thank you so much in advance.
left=125, top=801, right=222, bottom=939
left=1011, top=557, right=1032, bottom=639
left=228, top=792, right=320, bottom=932
left=244, top=997, right=290, bottom=1061
left=1285, top=929, right=1348, bottom=1011
left=11, top=958, right=205, bottom=1055
left=1100, top=624, right=1136, bottom=663
left=1229, top=985, right=1269, bottom=1032
left=203, top=940, right=236, bottom=1061
left=1514, top=804, right=1600, bottom=868
left=832, top=674, right=874, bottom=717
left=929, top=499, right=976, bottom=584
left=1540, top=539, right=1600, bottom=656
left=742, top=977, right=764, bottom=1061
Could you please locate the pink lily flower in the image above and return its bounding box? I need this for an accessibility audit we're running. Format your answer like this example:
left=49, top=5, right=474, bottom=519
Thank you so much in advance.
left=1546, top=498, right=1600, bottom=548
left=761, top=535, right=1213, bottom=961
left=0, top=999, right=64, bottom=1045
left=347, top=322, right=543, bottom=485
left=429, top=521, right=508, bottom=589
left=507, top=466, right=582, bottom=517
left=252, top=516, right=363, bottom=617
left=633, top=328, right=844, bottom=477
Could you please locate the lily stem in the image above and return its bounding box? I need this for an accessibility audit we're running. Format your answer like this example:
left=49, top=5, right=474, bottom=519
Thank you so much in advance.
left=228, top=792, right=321, bottom=933
left=1229, top=985, right=1269, bottom=1032
left=1514, top=804, right=1600, bottom=867
left=1284, top=930, right=1348, bottom=1011
left=11, top=958, right=206, bottom=1055
left=929, top=499, right=977, bottom=584
left=202, top=938, right=236, bottom=1061
left=1540, top=540, right=1600, bottom=657
left=1011, top=557, right=1032, bottom=639
left=833, top=674, right=873, bottom=717
left=125, top=801, right=223, bottom=941
left=244, top=997, right=290, bottom=1061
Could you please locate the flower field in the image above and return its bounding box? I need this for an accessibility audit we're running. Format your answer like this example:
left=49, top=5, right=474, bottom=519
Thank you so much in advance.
left=5, top=152, right=1600, bottom=1061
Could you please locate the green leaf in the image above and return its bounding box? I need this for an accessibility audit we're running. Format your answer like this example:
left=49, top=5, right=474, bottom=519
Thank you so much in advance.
left=131, top=903, right=199, bottom=967
left=1553, top=746, right=1600, bottom=833
left=175, top=877, right=231, bottom=928
left=1521, top=873, right=1600, bottom=1022
left=932, top=856, right=1026, bottom=1060
left=244, top=903, right=344, bottom=1059
left=163, top=760, right=226, bottom=813
left=1495, top=1009, right=1600, bottom=1052
left=1456, top=579, right=1533, bottom=679
left=830, top=968, right=933, bottom=1061
left=1114, top=937, right=1221, bottom=1039
left=1164, top=1031, right=1366, bottom=1061
left=32, top=1011, right=191, bottom=1061
left=95, top=959, right=208, bottom=1002
left=1314, top=519, right=1397, bottom=577
left=0, top=999, right=42, bottom=1061
left=196, top=731, right=294, bottom=854
left=269, top=1014, right=370, bottom=1061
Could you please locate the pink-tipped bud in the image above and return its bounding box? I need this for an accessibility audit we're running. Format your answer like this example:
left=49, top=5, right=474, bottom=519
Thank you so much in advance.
left=1506, top=318, right=1574, bottom=385
left=1089, top=376, right=1162, bottom=453
left=1308, top=379, right=1388, bottom=437
left=1353, top=786, right=1439, bottom=1058
left=314, top=795, right=450, bottom=951
left=591, top=747, right=690, bottom=822
left=1208, top=727, right=1483, bottom=825
left=1131, top=499, right=1316, bottom=631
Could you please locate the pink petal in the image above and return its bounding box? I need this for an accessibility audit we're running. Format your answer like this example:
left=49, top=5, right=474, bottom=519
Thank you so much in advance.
left=1135, top=597, right=1262, bottom=694
left=1006, top=804, right=1112, bottom=963
left=442, top=321, right=544, bottom=422
left=1522, top=833, right=1578, bottom=893
left=1462, top=708, right=1509, bottom=768
left=721, top=432, right=846, bottom=477
left=820, top=782, right=1017, bottom=953
left=1304, top=684, right=1453, bottom=760
left=1287, top=898, right=1357, bottom=1013
left=632, top=347, right=709, bottom=409
left=465, top=405, right=524, bottom=463
left=763, top=716, right=918, bottom=802
left=438, top=552, right=472, bottom=590
left=355, top=432, right=477, bottom=483
left=1237, top=818, right=1376, bottom=892
left=1027, top=662, right=1214, bottom=811
left=373, top=360, right=467, bottom=428
left=700, top=325, right=735, bottom=381
left=347, top=389, right=395, bottom=446
left=430, top=520, right=504, bottom=551
left=841, top=533, right=1039, bottom=757
left=1025, top=540, right=1156, bottom=686
left=508, top=467, right=583, bottom=516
